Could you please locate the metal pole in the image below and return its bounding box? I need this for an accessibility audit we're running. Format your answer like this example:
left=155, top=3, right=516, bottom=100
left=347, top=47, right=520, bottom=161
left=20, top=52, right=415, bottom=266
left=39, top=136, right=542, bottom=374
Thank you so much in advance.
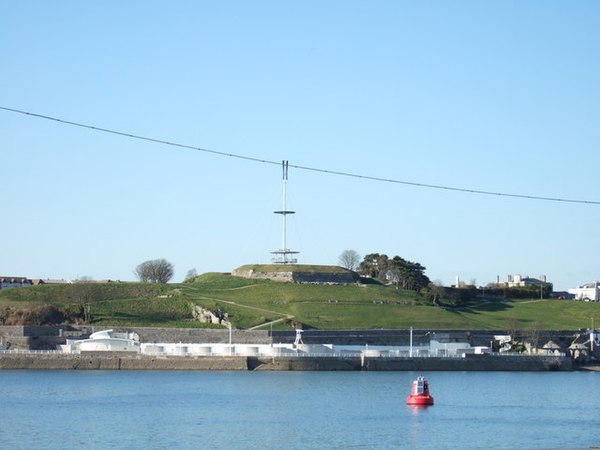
left=282, top=161, right=287, bottom=261
left=592, top=317, right=595, bottom=353
left=409, top=327, right=413, bottom=358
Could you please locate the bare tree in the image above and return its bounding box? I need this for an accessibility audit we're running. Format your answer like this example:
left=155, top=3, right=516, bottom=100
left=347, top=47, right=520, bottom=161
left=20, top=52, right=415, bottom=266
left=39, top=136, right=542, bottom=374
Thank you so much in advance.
left=67, top=281, right=102, bottom=323
left=428, top=281, right=446, bottom=306
left=338, top=250, right=360, bottom=271
left=185, top=268, right=198, bottom=281
left=135, top=259, right=174, bottom=283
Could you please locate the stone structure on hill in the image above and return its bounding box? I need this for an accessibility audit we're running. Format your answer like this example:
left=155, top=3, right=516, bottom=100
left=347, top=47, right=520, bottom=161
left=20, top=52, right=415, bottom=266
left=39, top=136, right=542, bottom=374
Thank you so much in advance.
left=232, top=265, right=359, bottom=284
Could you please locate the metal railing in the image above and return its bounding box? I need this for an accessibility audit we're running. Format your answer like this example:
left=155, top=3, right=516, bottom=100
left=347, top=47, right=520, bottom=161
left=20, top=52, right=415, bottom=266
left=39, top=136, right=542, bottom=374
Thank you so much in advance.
left=0, top=349, right=63, bottom=355
left=0, top=349, right=565, bottom=358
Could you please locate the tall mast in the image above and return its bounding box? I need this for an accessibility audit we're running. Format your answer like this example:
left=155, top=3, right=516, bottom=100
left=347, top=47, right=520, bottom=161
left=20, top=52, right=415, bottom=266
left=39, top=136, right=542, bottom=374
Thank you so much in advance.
left=282, top=160, right=288, bottom=254
left=271, top=160, right=299, bottom=264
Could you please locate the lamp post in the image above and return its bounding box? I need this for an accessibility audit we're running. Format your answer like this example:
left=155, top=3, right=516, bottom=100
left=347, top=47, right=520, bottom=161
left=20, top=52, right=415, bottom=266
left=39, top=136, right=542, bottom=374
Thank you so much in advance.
left=591, top=317, right=595, bottom=353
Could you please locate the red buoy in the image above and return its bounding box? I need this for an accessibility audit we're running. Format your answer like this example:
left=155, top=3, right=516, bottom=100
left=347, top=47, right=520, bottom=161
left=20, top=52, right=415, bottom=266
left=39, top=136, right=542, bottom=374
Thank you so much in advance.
left=406, top=375, right=434, bottom=406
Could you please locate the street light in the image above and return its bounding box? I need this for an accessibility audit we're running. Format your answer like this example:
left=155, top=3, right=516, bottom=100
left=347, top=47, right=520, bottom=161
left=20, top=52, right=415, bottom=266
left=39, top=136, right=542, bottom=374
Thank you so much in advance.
left=591, top=317, right=595, bottom=353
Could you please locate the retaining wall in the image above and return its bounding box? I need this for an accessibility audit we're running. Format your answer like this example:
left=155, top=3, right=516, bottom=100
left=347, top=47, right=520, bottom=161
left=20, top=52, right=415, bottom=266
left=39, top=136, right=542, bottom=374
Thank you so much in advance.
left=0, top=353, right=570, bottom=371
left=0, top=353, right=248, bottom=370
left=0, top=326, right=271, bottom=350
left=231, top=269, right=359, bottom=284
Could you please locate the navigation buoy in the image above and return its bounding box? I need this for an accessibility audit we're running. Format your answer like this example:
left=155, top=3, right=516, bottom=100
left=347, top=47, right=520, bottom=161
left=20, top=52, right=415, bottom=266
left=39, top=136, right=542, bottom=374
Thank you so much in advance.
left=406, top=375, right=434, bottom=406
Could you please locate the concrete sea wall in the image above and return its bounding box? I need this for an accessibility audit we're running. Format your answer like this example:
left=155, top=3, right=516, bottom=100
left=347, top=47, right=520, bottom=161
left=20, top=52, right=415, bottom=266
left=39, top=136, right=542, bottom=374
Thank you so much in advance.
left=0, top=326, right=577, bottom=371
left=0, top=353, right=248, bottom=370
left=250, top=355, right=572, bottom=371
left=0, top=353, right=572, bottom=371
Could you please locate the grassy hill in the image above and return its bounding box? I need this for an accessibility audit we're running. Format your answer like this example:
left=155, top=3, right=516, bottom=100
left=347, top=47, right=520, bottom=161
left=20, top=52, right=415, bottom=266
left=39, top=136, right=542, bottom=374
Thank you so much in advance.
left=0, top=272, right=598, bottom=330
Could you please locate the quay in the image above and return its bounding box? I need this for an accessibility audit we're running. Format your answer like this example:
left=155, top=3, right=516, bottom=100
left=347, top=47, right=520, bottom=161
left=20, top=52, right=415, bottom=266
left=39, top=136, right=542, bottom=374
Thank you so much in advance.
left=0, top=325, right=585, bottom=371
left=0, top=352, right=572, bottom=371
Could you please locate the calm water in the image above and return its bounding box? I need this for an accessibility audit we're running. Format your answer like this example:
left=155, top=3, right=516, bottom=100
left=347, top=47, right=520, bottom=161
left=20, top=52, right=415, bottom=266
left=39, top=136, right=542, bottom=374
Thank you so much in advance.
left=0, top=370, right=598, bottom=449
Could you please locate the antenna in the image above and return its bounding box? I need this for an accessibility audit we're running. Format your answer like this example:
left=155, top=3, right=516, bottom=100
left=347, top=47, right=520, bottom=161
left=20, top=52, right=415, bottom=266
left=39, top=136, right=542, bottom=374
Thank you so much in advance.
left=271, top=160, right=299, bottom=264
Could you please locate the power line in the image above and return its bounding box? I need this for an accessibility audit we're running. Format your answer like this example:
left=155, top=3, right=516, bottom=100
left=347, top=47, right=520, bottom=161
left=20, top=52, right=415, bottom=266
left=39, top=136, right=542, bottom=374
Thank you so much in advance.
left=0, top=106, right=279, bottom=168
left=2, top=105, right=599, bottom=206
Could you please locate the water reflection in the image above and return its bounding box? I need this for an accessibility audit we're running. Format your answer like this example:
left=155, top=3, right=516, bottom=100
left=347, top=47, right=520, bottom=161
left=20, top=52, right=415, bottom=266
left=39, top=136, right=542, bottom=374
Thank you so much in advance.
left=407, top=404, right=433, bottom=415
left=407, top=402, right=432, bottom=448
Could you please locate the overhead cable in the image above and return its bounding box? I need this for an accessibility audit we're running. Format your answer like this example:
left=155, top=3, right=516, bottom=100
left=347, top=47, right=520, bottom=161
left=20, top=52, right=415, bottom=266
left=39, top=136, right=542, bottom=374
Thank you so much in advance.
left=1, top=105, right=598, bottom=206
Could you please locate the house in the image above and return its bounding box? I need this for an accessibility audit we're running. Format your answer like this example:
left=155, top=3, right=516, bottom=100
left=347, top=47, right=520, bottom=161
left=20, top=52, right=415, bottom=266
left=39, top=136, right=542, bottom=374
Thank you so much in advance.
left=568, top=282, right=600, bottom=301
left=503, top=274, right=551, bottom=288
left=0, top=277, right=33, bottom=290
left=384, top=270, right=399, bottom=284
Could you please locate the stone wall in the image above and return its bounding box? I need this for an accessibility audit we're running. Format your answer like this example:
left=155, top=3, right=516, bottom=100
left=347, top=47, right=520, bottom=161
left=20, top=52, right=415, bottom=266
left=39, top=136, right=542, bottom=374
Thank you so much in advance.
left=361, top=354, right=573, bottom=371
left=0, top=325, right=86, bottom=350
left=291, top=272, right=360, bottom=284
left=0, top=353, right=249, bottom=370
left=231, top=268, right=359, bottom=284
left=0, top=353, right=573, bottom=371
left=125, top=328, right=270, bottom=345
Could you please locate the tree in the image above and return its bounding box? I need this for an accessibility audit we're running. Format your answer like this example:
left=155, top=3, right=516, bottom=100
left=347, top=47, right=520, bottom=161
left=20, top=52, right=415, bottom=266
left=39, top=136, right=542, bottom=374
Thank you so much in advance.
left=64, top=281, right=103, bottom=323
left=426, top=282, right=446, bottom=306
left=338, top=250, right=360, bottom=271
left=135, top=259, right=174, bottom=283
left=358, top=253, right=389, bottom=278
left=358, top=252, right=430, bottom=291
left=388, top=256, right=430, bottom=291
left=185, top=268, right=198, bottom=281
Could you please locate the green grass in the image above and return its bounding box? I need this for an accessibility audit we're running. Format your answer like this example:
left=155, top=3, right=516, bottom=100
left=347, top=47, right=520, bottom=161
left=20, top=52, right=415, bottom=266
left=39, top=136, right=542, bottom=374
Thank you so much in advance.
left=1, top=273, right=598, bottom=330
left=451, top=298, right=600, bottom=330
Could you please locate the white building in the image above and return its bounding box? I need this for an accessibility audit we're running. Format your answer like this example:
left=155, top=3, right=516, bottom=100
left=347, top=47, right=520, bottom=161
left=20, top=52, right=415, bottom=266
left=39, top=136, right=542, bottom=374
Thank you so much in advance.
left=568, top=282, right=600, bottom=301
left=60, top=329, right=141, bottom=353
left=59, top=329, right=488, bottom=358
left=504, top=274, right=550, bottom=288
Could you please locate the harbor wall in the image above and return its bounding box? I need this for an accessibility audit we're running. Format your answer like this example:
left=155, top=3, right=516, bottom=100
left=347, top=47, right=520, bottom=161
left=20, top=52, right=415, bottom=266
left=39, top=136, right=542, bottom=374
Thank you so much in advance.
left=361, top=355, right=572, bottom=371
left=250, top=355, right=572, bottom=371
left=0, top=353, right=248, bottom=370
left=0, top=353, right=572, bottom=371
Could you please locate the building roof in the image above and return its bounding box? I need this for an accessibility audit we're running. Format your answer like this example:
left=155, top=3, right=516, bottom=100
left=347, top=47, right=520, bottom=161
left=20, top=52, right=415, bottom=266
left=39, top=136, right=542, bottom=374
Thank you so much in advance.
left=0, top=277, right=31, bottom=283
left=31, top=278, right=71, bottom=285
left=578, top=282, right=599, bottom=289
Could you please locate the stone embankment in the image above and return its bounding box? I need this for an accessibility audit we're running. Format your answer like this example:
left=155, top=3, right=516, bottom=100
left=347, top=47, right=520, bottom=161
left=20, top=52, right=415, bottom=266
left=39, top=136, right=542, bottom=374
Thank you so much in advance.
left=0, top=325, right=577, bottom=371
left=0, top=353, right=572, bottom=371
left=0, top=353, right=248, bottom=370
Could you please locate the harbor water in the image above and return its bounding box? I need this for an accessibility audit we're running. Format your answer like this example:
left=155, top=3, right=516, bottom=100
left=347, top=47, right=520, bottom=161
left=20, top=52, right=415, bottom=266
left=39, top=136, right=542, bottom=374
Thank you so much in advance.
left=1, top=370, right=599, bottom=449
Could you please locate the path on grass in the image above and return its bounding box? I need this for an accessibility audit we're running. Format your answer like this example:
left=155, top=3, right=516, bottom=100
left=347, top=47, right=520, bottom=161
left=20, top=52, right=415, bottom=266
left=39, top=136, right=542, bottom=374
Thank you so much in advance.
left=184, top=286, right=294, bottom=330
left=212, top=298, right=294, bottom=331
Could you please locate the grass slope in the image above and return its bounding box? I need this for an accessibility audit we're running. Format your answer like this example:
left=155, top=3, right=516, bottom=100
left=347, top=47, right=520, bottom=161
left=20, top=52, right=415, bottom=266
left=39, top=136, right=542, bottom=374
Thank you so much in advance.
left=0, top=273, right=598, bottom=330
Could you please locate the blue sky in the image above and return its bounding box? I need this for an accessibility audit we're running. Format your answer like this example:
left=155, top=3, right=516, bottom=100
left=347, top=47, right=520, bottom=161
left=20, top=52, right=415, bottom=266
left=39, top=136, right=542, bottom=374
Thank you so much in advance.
left=2, top=1, right=599, bottom=290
